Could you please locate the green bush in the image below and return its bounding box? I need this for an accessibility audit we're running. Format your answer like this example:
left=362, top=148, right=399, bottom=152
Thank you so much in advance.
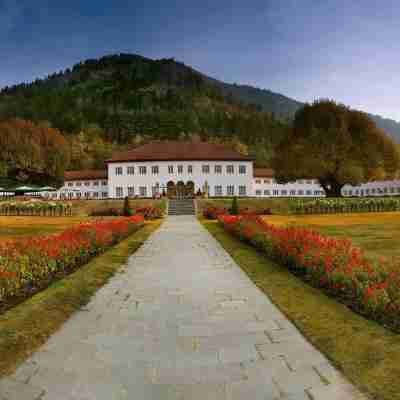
left=230, top=196, right=239, bottom=215
left=123, top=197, right=132, bottom=216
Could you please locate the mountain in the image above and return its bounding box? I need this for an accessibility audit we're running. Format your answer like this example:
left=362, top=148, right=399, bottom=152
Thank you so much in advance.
left=209, top=80, right=400, bottom=141
left=0, top=52, right=399, bottom=153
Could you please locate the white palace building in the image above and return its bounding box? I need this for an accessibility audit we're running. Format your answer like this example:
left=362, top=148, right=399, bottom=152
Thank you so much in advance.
left=51, top=140, right=400, bottom=200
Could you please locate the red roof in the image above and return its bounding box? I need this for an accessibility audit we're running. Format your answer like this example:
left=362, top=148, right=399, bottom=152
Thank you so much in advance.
left=65, top=170, right=108, bottom=181
left=254, top=168, right=275, bottom=178
left=106, top=141, right=252, bottom=163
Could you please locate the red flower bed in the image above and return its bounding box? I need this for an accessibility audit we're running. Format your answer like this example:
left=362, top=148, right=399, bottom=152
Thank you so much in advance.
left=218, top=215, right=400, bottom=331
left=0, top=216, right=144, bottom=308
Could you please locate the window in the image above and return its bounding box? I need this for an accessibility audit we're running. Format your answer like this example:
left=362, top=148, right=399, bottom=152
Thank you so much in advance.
left=239, top=165, right=246, bottom=174
left=68, top=192, right=73, bottom=199
left=391, top=187, right=395, bottom=193
left=384, top=187, right=388, bottom=193
left=239, top=186, right=246, bottom=196
left=116, top=187, right=123, bottom=198
left=128, top=186, right=135, bottom=197
left=255, top=190, right=262, bottom=196
left=152, top=185, right=159, bottom=197
left=93, top=181, right=99, bottom=186
left=355, top=189, right=359, bottom=195
left=102, top=180, right=107, bottom=186
left=188, top=165, right=193, bottom=174
left=306, top=180, right=312, bottom=184
left=214, top=186, right=222, bottom=196
left=226, top=165, right=234, bottom=174
left=202, top=165, right=210, bottom=174
left=214, top=165, right=222, bottom=174
left=102, top=192, right=108, bottom=198
left=76, top=192, right=82, bottom=198
left=67, top=182, right=73, bottom=187
left=371, top=188, right=376, bottom=194
left=139, top=166, right=147, bottom=175
left=127, top=166, right=134, bottom=175
left=281, top=190, right=287, bottom=196
left=93, top=192, right=99, bottom=198
left=298, top=180, right=304, bottom=184
left=264, top=179, right=270, bottom=184
left=255, top=180, right=261, bottom=184
left=349, top=190, right=353, bottom=196
left=115, top=167, right=123, bottom=176
left=264, top=190, right=270, bottom=196
left=84, top=192, right=90, bottom=198
left=178, top=165, right=183, bottom=174
left=365, top=189, right=370, bottom=195
left=314, top=190, right=320, bottom=196
left=168, top=165, right=174, bottom=174
left=306, top=190, right=312, bottom=196
left=139, top=186, right=147, bottom=197
left=152, top=166, right=159, bottom=175
left=273, top=190, right=279, bottom=196
left=298, top=190, right=304, bottom=195
left=227, top=185, right=234, bottom=196
left=84, top=181, right=90, bottom=186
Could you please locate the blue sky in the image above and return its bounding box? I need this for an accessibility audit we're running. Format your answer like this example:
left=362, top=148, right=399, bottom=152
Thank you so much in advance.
left=1, top=0, right=399, bottom=119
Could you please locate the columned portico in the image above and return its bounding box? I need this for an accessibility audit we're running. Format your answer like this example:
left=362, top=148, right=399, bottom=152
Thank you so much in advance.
left=167, top=180, right=195, bottom=199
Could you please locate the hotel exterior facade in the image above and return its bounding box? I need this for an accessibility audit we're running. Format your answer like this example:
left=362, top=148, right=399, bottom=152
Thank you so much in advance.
left=53, top=141, right=329, bottom=199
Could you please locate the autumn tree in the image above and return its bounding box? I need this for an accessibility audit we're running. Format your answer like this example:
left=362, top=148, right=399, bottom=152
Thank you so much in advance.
left=272, top=100, right=400, bottom=197
left=0, top=119, right=69, bottom=184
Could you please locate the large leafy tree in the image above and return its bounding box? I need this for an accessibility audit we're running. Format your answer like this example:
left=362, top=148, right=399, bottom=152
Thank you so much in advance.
left=272, top=100, right=400, bottom=197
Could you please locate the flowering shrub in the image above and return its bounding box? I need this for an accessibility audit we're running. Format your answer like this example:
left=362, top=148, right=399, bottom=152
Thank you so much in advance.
left=135, top=207, right=163, bottom=220
left=292, top=198, right=400, bottom=215
left=0, top=216, right=144, bottom=307
left=203, top=207, right=228, bottom=220
left=0, top=200, right=72, bottom=217
left=218, top=214, right=400, bottom=331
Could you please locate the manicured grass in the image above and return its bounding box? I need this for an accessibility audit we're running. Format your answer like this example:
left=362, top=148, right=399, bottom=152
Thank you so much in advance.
left=72, top=198, right=167, bottom=216
left=0, top=220, right=162, bottom=378
left=203, top=219, right=400, bottom=400
left=197, top=197, right=295, bottom=215
left=0, top=216, right=92, bottom=240
left=263, top=212, right=400, bottom=261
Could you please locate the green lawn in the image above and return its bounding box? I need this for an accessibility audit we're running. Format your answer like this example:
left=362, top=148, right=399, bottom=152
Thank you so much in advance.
left=203, top=219, right=400, bottom=400
left=197, top=197, right=296, bottom=215
left=263, top=212, right=400, bottom=262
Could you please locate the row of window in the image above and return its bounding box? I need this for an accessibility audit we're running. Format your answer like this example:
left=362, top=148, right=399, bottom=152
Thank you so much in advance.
left=115, top=164, right=247, bottom=176
left=114, top=185, right=248, bottom=197
left=344, top=187, right=400, bottom=196
left=254, top=179, right=318, bottom=185
left=67, top=180, right=107, bottom=187
left=50, top=192, right=108, bottom=199
left=255, top=189, right=324, bottom=196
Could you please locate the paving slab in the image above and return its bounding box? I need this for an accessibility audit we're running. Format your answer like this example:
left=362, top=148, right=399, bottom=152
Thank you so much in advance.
left=0, top=216, right=367, bottom=399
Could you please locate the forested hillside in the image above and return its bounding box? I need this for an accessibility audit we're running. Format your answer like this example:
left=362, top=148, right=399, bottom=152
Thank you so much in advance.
left=0, top=54, right=289, bottom=178
left=1, top=53, right=399, bottom=185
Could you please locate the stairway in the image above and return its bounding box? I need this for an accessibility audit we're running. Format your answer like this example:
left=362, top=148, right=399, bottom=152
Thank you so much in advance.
left=168, top=198, right=195, bottom=216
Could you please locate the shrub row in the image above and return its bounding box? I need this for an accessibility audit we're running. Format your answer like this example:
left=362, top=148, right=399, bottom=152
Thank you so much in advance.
left=0, top=216, right=144, bottom=309
left=291, top=198, right=400, bottom=215
left=218, top=215, right=400, bottom=332
left=90, top=206, right=163, bottom=220
left=0, top=200, right=73, bottom=217
left=203, top=206, right=271, bottom=220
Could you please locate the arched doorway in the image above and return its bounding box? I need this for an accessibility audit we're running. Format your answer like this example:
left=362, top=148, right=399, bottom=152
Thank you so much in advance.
left=186, top=181, right=195, bottom=198
left=167, top=181, right=176, bottom=198
left=176, top=181, right=185, bottom=199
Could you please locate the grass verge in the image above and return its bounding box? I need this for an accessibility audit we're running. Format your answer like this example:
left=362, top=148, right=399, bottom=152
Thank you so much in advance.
left=0, top=220, right=162, bottom=378
left=202, top=219, right=400, bottom=400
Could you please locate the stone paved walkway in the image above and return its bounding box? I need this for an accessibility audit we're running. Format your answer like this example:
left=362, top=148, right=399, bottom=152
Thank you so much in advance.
left=0, top=216, right=367, bottom=400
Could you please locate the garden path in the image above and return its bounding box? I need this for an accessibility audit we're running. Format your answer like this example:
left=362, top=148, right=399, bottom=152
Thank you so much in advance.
left=0, top=216, right=366, bottom=399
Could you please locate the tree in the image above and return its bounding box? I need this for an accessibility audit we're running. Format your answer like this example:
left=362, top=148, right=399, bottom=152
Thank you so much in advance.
left=123, top=196, right=132, bottom=216
left=272, top=100, right=400, bottom=197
